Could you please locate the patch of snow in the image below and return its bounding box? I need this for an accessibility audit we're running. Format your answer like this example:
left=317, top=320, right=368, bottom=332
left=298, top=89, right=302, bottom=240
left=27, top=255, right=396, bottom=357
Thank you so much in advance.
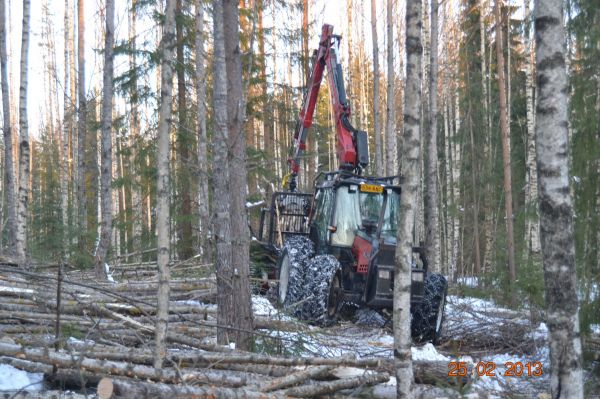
left=66, top=336, right=96, bottom=346
left=0, top=364, right=43, bottom=391
left=245, top=200, right=265, bottom=208
left=411, top=343, right=449, bottom=362
left=252, top=296, right=278, bottom=316
left=531, top=322, right=548, bottom=340
left=591, top=324, right=600, bottom=335
left=457, top=276, right=479, bottom=287
left=105, top=263, right=115, bottom=283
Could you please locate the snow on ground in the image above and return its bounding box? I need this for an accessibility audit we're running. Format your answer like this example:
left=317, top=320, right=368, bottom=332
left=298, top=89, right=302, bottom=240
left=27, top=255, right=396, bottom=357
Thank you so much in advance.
left=0, top=364, right=43, bottom=391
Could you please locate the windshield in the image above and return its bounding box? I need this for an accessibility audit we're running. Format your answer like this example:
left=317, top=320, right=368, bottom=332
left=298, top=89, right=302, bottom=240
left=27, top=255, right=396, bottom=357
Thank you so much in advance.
left=330, top=185, right=399, bottom=246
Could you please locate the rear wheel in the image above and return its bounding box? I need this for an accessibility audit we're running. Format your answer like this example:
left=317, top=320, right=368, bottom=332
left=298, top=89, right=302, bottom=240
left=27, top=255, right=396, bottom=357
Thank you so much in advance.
left=300, top=255, right=342, bottom=326
left=411, top=273, right=448, bottom=344
left=276, top=236, right=314, bottom=313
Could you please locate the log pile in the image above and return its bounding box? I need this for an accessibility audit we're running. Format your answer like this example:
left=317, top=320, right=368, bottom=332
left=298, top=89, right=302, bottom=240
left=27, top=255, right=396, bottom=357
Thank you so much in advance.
left=0, top=263, right=433, bottom=398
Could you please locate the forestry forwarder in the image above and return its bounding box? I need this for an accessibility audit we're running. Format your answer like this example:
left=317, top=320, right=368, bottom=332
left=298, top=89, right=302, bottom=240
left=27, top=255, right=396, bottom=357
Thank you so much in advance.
left=258, top=24, right=447, bottom=342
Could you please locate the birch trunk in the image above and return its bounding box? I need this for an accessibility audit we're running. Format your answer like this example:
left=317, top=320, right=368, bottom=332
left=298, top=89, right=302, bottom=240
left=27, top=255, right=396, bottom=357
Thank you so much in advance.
left=494, top=0, right=516, bottom=282
left=224, top=0, right=254, bottom=351
left=195, top=0, right=210, bottom=259
left=129, top=0, right=142, bottom=260
left=452, top=92, right=461, bottom=281
left=61, top=0, right=71, bottom=246
left=534, top=1, right=583, bottom=396
left=385, top=0, right=395, bottom=176
left=371, top=0, right=383, bottom=176
left=0, top=0, right=16, bottom=256
left=425, top=0, right=440, bottom=273
left=77, top=0, right=87, bottom=249
left=154, top=0, right=176, bottom=369
left=524, top=0, right=540, bottom=256
left=175, top=0, right=193, bottom=260
left=15, top=0, right=30, bottom=261
left=394, top=0, right=422, bottom=396
left=212, top=0, right=233, bottom=346
left=94, top=0, right=114, bottom=281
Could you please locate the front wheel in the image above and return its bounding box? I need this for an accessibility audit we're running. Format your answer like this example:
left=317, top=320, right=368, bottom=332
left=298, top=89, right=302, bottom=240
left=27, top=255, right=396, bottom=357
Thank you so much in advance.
left=411, top=273, right=448, bottom=344
left=276, top=236, right=314, bottom=313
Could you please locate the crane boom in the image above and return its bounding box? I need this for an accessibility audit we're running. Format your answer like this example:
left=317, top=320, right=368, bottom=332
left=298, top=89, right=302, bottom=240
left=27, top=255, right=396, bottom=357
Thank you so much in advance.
left=286, top=24, right=369, bottom=191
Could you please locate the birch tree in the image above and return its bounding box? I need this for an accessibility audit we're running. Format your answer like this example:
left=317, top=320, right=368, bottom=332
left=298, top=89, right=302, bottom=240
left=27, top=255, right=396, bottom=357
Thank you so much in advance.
left=394, top=0, right=423, bottom=396
left=223, top=0, right=254, bottom=350
left=494, top=0, right=516, bottom=282
left=15, top=0, right=30, bottom=261
left=61, top=0, right=71, bottom=246
left=534, top=0, right=583, bottom=396
left=154, top=0, right=176, bottom=369
left=424, top=0, right=440, bottom=273
left=0, top=0, right=16, bottom=256
left=77, top=0, right=87, bottom=248
left=371, top=0, right=383, bottom=176
left=385, top=0, right=395, bottom=176
left=195, top=0, right=210, bottom=259
left=94, top=0, right=115, bottom=280
left=524, top=0, right=540, bottom=256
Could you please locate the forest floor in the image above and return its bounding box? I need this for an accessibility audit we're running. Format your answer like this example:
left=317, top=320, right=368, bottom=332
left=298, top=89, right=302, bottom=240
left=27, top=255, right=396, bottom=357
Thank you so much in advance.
left=0, top=259, right=598, bottom=398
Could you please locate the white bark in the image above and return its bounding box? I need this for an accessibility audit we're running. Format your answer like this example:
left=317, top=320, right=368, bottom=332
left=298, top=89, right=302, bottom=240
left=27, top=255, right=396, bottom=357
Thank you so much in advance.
left=534, top=1, right=584, bottom=396
left=425, top=0, right=440, bottom=274
left=451, top=92, right=461, bottom=281
left=371, top=0, right=383, bottom=176
left=195, top=0, right=210, bottom=259
left=61, top=0, right=71, bottom=245
left=154, top=0, right=176, bottom=369
left=524, top=0, right=540, bottom=256
left=385, top=0, right=396, bottom=176
left=0, top=0, right=16, bottom=255
left=15, top=0, right=30, bottom=261
left=77, top=0, right=87, bottom=245
left=395, top=0, right=422, bottom=396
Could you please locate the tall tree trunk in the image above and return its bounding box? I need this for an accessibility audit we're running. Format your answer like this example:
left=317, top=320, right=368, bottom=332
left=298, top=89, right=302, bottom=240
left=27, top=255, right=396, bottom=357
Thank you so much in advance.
left=534, top=1, right=583, bottom=396
left=61, top=0, right=71, bottom=250
left=223, top=0, right=254, bottom=351
left=175, top=0, right=193, bottom=260
left=129, top=0, right=142, bottom=260
left=154, top=0, right=176, bottom=370
left=211, top=0, right=232, bottom=347
left=94, top=0, right=114, bottom=281
left=493, top=0, right=516, bottom=282
left=195, top=0, right=210, bottom=259
left=451, top=91, right=461, bottom=281
left=424, top=0, right=440, bottom=274
left=524, top=0, right=540, bottom=257
left=77, top=0, right=87, bottom=251
left=15, top=0, right=30, bottom=261
left=395, top=0, right=422, bottom=396
left=371, top=0, right=383, bottom=176
left=0, top=0, right=16, bottom=256
left=385, top=0, right=395, bottom=176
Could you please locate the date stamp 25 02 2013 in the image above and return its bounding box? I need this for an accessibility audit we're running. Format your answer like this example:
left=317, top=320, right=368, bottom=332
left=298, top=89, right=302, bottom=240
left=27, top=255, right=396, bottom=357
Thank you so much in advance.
left=447, top=361, right=544, bottom=378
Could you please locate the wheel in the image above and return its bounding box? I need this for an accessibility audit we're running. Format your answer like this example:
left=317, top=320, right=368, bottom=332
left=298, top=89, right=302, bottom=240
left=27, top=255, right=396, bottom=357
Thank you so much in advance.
left=411, top=273, right=448, bottom=344
left=299, top=255, right=342, bottom=326
left=276, top=236, right=314, bottom=313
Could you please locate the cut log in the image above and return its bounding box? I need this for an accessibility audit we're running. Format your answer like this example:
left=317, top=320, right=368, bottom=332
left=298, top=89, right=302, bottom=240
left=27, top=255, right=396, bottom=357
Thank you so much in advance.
left=97, top=377, right=284, bottom=399
left=281, top=372, right=390, bottom=397
left=258, top=365, right=334, bottom=392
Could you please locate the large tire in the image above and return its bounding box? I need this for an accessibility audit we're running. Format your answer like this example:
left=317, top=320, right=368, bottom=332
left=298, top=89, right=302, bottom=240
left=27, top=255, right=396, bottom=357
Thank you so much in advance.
left=276, top=236, right=314, bottom=313
left=299, top=255, right=342, bottom=326
left=411, top=273, right=448, bottom=344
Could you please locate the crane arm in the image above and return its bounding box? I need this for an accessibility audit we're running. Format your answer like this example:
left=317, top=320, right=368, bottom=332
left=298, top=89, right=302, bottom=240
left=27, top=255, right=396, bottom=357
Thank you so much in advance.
left=286, top=24, right=369, bottom=191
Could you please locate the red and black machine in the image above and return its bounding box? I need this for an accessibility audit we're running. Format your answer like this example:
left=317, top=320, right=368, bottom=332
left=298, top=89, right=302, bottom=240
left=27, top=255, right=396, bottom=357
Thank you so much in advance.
left=258, top=24, right=446, bottom=341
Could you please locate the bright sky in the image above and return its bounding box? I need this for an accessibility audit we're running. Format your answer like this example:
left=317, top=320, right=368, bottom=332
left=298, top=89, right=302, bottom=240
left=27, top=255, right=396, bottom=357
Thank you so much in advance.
left=0, top=0, right=487, bottom=139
